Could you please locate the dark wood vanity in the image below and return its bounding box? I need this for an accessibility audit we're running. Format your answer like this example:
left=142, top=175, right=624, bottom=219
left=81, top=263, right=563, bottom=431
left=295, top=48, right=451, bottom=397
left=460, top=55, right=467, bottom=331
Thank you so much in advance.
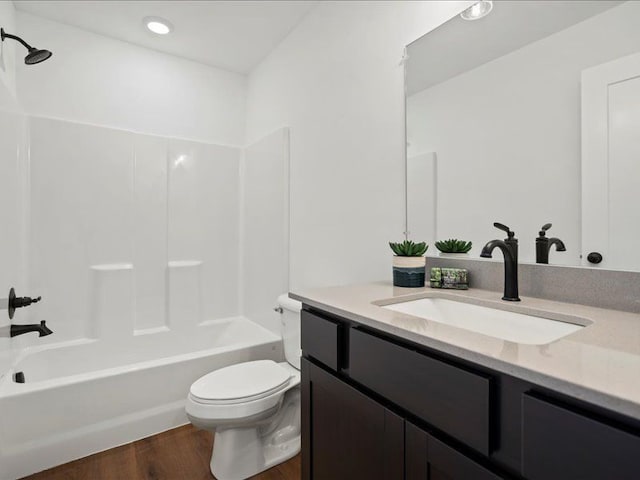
left=301, top=307, right=640, bottom=480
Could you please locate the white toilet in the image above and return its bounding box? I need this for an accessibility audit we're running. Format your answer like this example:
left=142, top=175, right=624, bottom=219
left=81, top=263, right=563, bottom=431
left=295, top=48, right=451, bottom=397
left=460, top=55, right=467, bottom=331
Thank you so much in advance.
left=186, top=294, right=302, bottom=480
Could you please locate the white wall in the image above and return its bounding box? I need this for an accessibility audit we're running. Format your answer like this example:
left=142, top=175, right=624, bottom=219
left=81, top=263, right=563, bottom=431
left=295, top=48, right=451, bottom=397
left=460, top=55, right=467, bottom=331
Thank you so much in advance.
left=407, top=1, right=640, bottom=264
left=0, top=0, right=18, bottom=105
left=246, top=1, right=472, bottom=290
left=16, top=11, right=246, bottom=146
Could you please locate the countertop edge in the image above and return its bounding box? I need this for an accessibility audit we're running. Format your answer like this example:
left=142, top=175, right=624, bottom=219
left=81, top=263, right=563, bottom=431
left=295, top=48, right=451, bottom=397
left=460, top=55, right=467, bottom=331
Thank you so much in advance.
left=291, top=292, right=640, bottom=422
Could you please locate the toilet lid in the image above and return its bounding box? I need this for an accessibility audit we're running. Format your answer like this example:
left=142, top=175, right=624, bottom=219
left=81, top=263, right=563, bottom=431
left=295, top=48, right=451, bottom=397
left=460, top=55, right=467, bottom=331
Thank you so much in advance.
left=190, top=360, right=291, bottom=404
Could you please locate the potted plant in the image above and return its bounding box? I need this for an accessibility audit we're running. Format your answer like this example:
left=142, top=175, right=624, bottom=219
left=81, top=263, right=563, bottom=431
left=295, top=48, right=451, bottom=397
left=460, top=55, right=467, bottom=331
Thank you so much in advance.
left=435, top=238, right=472, bottom=257
left=389, top=240, right=428, bottom=287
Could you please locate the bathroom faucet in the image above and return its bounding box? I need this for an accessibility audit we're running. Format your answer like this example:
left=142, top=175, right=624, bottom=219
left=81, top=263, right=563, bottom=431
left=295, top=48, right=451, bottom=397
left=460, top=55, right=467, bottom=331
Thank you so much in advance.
left=535, top=223, right=566, bottom=264
left=10, top=320, right=53, bottom=338
left=480, top=222, right=520, bottom=301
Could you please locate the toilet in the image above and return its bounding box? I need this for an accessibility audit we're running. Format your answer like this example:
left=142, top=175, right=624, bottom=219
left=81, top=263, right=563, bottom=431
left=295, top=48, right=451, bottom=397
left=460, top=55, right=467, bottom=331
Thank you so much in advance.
left=186, top=294, right=302, bottom=480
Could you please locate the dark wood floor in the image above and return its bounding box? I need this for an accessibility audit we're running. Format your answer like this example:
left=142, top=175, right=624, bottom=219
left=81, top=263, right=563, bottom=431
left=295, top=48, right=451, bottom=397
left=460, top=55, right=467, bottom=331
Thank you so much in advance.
left=22, top=425, right=301, bottom=480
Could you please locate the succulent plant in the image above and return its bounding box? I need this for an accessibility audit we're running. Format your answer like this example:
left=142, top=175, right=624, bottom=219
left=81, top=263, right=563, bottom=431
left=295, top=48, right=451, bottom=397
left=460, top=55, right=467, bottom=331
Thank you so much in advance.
left=435, top=239, right=472, bottom=254
left=389, top=240, right=428, bottom=257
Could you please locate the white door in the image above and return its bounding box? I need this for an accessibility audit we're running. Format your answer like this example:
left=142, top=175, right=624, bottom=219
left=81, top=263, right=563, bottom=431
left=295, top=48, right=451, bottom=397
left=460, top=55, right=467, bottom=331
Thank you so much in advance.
left=582, top=52, right=640, bottom=270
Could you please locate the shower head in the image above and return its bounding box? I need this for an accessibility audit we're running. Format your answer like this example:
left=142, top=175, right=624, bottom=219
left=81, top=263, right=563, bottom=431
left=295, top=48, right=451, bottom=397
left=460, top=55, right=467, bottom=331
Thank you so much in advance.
left=1, top=28, right=52, bottom=65
left=25, top=47, right=52, bottom=65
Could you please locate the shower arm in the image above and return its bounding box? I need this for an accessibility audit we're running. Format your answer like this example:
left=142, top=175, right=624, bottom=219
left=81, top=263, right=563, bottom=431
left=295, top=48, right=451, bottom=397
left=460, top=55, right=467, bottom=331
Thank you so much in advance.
left=1, top=29, right=34, bottom=50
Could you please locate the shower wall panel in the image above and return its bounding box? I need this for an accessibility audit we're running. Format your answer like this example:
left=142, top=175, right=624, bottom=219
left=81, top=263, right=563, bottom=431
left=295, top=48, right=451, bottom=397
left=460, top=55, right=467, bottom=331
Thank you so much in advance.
left=133, top=134, right=168, bottom=332
left=241, top=128, right=290, bottom=334
left=26, top=117, right=241, bottom=345
left=0, top=108, right=28, bottom=376
left=168, top=140, right=240, bottom=325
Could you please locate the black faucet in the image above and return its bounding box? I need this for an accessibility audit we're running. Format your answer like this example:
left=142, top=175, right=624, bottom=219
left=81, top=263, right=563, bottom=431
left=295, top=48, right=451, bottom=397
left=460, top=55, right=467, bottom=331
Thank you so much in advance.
left=536, top=223, right=566, bottom=264
left=480, top=222, right=520, bottom=302
left=10, top=320, right=53, bottom=337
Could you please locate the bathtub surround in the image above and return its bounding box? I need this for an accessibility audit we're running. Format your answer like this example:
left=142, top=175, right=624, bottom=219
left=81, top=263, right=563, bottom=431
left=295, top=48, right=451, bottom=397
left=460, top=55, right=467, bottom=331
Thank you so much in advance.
left=242, top=130, right=291, bottom=334
left=0, top=108, right=28, bottom=376
left=27, top=117, right=241, bottom=341
left=0, top=112, right=290, bottom=480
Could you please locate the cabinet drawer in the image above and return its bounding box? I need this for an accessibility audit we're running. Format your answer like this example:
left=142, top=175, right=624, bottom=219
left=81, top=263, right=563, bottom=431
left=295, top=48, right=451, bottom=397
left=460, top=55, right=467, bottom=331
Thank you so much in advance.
left=349, top=328, right=492, bottom=455
left=522, top=393, right=640, bottom=480
left=301, top=310, right=342, bottom=370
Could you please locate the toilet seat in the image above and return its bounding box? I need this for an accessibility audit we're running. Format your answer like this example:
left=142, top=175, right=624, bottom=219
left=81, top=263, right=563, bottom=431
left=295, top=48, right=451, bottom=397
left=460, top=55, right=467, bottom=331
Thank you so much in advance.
left=190, top=360, right=291, bottom=405
left=186, top=361, right=300, bottom=422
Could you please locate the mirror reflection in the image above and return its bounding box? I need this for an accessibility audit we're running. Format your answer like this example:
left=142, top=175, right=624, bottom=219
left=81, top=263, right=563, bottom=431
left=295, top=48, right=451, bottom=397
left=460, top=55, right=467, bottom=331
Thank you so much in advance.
left=406, top=0, right=640, bottom=270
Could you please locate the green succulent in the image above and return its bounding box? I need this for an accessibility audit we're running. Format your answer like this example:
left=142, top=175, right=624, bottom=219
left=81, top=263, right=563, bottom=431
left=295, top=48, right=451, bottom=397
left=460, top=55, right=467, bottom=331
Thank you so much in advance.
left=389, top=240, right=428, bottom=257
left=435, top=239, right=472, bottom=254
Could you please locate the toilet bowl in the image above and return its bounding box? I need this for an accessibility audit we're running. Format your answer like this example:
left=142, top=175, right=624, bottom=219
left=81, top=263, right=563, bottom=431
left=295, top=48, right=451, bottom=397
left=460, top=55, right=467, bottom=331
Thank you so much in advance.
left=186, top=294, right=302, bottom=480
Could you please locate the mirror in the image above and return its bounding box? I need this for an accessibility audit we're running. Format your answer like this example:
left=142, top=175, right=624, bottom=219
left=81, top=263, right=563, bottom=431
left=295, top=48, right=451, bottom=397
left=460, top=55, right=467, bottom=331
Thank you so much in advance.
left=405, top=0, right=640, bottom=270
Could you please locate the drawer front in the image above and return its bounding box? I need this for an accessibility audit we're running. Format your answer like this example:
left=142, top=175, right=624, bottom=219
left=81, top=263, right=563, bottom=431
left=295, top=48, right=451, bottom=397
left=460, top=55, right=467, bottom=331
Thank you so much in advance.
left=301, top=310, right=341, bottom=370
left=522, top=393, right=640, bottom=480
left=349, top=328, right=492, bottom=455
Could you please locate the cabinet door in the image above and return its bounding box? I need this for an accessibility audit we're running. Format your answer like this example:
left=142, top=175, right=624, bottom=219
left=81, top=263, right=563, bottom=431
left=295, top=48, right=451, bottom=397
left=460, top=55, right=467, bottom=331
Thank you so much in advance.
left=522, top=393, right=640, bottom=479
left=406, top=423, right=504, bottom=480
left=302, top=358, right=404, bottom=480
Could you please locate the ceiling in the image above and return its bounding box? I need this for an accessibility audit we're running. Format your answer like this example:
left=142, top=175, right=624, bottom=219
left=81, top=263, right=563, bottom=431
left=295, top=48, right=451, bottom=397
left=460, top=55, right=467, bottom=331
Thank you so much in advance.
left=407, top=0, right=624, bottom=95
left=14, top=0, right=318, bottom=74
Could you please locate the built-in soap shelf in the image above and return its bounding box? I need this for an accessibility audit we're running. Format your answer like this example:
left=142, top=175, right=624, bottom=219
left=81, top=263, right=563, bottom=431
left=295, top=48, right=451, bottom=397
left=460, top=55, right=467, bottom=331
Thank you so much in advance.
left=88, top=260, right=205, bottom=340
left=89, top=263, right=134, bottom=340
left=168, top=260, right=204, bottom=329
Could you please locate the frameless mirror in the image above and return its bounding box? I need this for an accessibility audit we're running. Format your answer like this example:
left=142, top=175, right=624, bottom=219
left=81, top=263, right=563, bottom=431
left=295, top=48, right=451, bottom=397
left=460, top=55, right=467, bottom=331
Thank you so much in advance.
left=405, top=0, right=640, bottom=271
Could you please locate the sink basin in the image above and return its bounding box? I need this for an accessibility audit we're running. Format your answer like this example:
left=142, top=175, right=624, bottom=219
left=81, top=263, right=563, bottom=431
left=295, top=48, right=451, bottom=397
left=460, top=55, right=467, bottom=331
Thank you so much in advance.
left=383, top=297, right=584, bottom=345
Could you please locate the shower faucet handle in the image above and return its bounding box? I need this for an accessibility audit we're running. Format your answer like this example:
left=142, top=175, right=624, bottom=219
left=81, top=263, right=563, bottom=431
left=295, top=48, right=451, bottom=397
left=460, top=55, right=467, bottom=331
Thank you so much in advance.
left=8, top=288, right=42, bottom=320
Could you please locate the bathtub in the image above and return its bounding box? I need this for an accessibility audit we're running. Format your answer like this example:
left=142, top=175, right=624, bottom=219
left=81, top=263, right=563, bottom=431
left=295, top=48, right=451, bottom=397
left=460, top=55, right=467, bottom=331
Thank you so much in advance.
left=0, top=317, right=282, bottom=480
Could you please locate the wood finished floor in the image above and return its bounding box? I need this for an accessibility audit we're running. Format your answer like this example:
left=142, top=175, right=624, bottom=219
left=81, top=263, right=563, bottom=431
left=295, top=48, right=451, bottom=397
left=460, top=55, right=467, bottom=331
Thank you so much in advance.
left=22, top=425, right=301, bottom=480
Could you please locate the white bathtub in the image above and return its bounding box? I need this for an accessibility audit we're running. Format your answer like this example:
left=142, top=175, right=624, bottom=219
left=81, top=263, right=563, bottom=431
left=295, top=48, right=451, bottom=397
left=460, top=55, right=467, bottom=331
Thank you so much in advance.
left=0, top=317, right=282, bottom=480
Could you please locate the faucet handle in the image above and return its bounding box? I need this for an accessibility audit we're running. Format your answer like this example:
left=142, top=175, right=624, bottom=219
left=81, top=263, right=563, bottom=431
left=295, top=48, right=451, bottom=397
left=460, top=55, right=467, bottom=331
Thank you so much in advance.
left=8, top=288, right=42, bottom=320
left=493, top=222, right=515, bottom=238
left=539, top=223, right=552, bottom=236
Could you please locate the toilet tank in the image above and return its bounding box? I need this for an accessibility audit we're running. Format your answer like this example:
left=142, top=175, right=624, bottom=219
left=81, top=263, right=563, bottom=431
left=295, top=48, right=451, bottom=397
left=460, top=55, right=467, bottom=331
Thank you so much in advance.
left=277, top=294, right=302, bottom=369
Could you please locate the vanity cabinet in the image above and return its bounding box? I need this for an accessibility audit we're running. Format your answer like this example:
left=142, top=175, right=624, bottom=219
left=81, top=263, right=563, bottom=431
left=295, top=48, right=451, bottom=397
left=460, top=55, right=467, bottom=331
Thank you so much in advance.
left=522, top=393, right=640, bottom=479
left=301, top=307, right=640, bottom=480
left=301, top=358, right=404, bottom=480
left=349, top=327, right=492, bottom=455
left=406, top=423, right=503, bottom=480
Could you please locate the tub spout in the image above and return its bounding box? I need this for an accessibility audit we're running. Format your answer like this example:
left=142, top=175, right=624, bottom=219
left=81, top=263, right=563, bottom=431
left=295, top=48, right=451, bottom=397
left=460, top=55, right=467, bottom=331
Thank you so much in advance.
left=10, top=320, right=53, bottom=337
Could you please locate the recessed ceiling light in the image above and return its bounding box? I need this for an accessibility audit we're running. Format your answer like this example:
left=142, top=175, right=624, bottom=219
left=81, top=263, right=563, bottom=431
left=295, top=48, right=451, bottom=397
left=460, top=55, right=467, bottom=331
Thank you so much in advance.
left=144, top=17, right=173, bottom=35
left=460, top=1, right=494, bottom=21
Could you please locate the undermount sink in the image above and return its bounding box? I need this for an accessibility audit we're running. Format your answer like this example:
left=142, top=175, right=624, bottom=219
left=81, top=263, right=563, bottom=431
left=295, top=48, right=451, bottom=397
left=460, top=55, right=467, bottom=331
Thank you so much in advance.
left=382, top=297, right=585, bottom=345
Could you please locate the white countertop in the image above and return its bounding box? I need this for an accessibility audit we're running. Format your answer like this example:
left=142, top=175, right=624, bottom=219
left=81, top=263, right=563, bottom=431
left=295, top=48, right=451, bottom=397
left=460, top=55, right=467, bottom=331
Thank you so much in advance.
left=291, top=282, right=640, bottom=421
